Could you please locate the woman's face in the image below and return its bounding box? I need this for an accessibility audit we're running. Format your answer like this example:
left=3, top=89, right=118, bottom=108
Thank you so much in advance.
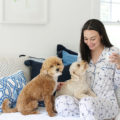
left=83, top=30, right=103, bottom=51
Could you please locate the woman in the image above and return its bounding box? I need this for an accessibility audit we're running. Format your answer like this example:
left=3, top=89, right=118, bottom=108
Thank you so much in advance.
left=55, top=19, right=120, bottom=120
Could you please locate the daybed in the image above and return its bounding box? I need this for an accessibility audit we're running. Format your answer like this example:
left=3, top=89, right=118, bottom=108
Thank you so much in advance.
left=0, top=44, right=120, bottom=120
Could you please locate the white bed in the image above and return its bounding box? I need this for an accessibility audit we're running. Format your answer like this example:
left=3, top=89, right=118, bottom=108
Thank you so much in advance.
left=0, top=53, right=120, bottom=120
left=0, top=107, right=120, bottom=120
left=0, top=107, right=80, bottom=120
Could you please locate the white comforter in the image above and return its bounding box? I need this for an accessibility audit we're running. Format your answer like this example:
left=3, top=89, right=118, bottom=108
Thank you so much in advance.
left=0, top=107, right=120, bottom=120
left=0, top=107, right=80, bottom=120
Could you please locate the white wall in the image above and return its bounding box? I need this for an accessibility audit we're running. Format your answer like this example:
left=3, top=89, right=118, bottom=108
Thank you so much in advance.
left=0, top=0, right=99, bottom=58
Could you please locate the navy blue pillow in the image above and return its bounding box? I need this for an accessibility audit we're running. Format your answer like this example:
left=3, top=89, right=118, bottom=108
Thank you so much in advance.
left=57, top=44, right=78, bottom=58
left=24, top=60, right=42, bottom=79
left=58, top=64, right=71, bottom=82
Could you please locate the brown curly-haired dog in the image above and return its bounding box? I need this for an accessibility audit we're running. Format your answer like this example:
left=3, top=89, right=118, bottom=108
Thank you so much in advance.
left=2, top=56, right=64, bottom=117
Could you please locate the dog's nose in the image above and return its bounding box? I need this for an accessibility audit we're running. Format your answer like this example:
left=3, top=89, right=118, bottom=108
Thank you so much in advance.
left=56, top=68, right=59, bottom=72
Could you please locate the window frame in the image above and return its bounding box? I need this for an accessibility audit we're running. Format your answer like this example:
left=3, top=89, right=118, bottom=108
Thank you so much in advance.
left=100, top=0, right=120, bottom=24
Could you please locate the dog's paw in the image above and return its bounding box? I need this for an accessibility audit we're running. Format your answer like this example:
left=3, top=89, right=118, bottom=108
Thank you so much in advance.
left=53, top=109, right=57, bottom=113
left=48, top=112, right=56, bottom=117
left=21, top=110, right=39, bottom=115
left=76, top=94, right=89, bottom=99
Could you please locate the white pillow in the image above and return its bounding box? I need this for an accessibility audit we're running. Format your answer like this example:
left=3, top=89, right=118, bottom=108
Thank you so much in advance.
left=0, top=55, right=30, bottom=82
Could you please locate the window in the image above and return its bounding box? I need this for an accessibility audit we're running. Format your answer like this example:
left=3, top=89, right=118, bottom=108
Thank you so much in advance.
left=100, top=0, right=120, bottom=49
left=100, top=0, right=120, bottom=23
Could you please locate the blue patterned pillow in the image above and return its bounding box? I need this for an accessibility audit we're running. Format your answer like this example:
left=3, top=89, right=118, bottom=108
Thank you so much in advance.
left=0, top=70, right=26, bottom=112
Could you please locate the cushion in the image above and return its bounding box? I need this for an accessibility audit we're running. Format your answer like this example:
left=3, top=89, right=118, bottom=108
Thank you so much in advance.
left=27, top=56, right=45, bottom=63
left=19, top=55, right=45, bottom=63
left=0, top=55, right=30, bottom=83
left=24, top=60, right=43, bottom=79
left=0, top=70, right=27, bottom=112
left=57, top=44, right=78, bottom=58
left=58, top=64, right=71, bottom=82
left=62, top=50, right=77, bottom=66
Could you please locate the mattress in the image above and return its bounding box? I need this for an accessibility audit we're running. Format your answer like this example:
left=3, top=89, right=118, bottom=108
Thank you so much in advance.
left=0, top=107, right=80, bottom=120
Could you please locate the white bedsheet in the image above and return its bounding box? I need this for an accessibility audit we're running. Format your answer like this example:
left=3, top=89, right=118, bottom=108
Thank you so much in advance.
left=0, top=107, right=120, bottom=120
left=0, top=107, right=80, bottom=120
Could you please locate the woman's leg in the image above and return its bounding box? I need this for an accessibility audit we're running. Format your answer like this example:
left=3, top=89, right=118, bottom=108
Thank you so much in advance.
left=55, top=95, right=79, bottom=117
left=79, top=97, right=119, bottom=120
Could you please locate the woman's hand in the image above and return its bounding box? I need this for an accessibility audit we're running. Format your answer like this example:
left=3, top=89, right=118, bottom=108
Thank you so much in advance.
left=109, top=53, right=120, bottom=69
left=56, top=82, right=64, bottom=91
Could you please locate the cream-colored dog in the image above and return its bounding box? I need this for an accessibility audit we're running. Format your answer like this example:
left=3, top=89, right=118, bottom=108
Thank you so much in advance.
left=56, top=60, right=96, bottom=99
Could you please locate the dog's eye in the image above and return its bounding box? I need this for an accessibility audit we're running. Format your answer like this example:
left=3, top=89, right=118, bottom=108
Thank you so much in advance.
left=50, top=65, right=53, bottom=68
left=77, top=64, right=80, bottom=67
left=57, top=63, right=60, bottom=66
left=73, top=71, right=75, bottom=74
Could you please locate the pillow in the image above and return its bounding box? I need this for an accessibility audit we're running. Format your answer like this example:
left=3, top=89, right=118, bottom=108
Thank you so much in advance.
left=0, top=55, right=30, bottom=83
left=19, top=54, right=45, bottom=63
left=62, top=50, right=77, bottom=66
left=57, top=44, right=78, bottom=58
left=0, top=70, right=26, bottom=112
left=24, top=60, right=43, bottom=79
left=28, top=57, right=45, bottom=63
left=58, top=64, right=71, bottom=82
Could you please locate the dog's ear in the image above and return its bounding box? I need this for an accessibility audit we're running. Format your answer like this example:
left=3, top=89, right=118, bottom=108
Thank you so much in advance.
left=69, top=68, right=77, bottom=78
